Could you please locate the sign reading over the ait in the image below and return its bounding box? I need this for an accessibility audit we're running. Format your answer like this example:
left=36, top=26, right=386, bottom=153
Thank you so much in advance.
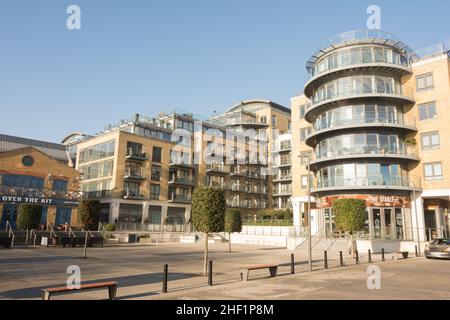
left=0, top=195, right=78, bottom=207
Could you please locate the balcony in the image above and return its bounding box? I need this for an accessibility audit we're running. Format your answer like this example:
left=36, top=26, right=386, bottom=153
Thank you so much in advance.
left=273, top=175, right=293, bottom=182
left=85, top=190, right=112, bottom=199
left=273, top=159, right=292, bottom=168
left=230, top=170, right=246, bottom=177
left=206, top=165, right=228, bottom=175
left=310, top=146, right=419, bottom=170
left=123, top=189, right=145, bottom=200
left=168, top=194, right=192, bottom=204
left=305, top=81, right=415, bottom=123
left=125, top=150, right=148, bottom=162
left=246, top=171, right=266, bottom=180
left=124, top=169, right=145, bottom=180
left=168, top=176, right=195, bottom=186
left=169, top=161, right=194, bottom=169
left=306, top=115, right=417, bottom=147
left=312, top=175, right=421, bottom=194
left=273, top=190, right=292, bottom=197
left=230, top=185, right=246, bottom=192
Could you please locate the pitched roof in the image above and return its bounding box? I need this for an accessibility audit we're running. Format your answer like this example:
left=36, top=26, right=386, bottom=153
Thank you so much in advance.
left=0, top=134, right=69, bottom=163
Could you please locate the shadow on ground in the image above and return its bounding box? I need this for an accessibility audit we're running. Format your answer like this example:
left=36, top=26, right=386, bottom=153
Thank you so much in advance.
left=0, top=272, right=201, bottom=299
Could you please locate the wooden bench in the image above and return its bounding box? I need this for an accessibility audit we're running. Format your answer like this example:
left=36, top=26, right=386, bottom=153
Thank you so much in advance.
left=397, top=251, right=409, bottom=259
left=240, top=264, right=278, bottom=281
left=42, top=281, right=117, bottom=300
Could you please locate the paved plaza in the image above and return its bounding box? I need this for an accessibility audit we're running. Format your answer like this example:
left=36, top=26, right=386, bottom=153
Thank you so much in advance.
left=1, top=243, right=450, bottom=300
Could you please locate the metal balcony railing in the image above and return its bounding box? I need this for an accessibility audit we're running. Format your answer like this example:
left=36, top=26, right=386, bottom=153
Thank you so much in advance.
left=168, top=177, right=195, bottom=185
left=314, top=145, right=419, bottom=161
left=0, top=184, right=85, bottom=201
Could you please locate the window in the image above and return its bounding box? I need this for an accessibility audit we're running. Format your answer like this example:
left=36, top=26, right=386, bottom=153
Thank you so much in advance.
left=301, top=175, right=309, bottom=189
left=151, top=165, right=161, bottom=181
left=299, top=105, right=306, bottom=118
left=272, top=115, right=277, bottom=127
left=418, top=102, right=437, bottom=121
left=416, top=72, right=434, bottom=92
left=424, top=162, right=443, bottom=181
left=300, top=152, right=312, bottom=165
left=53, top=180, right=68, bottom=192
left=421, top=132, right=440, bottom=150
left=300, top=127, right=312, bottom=142
left=150, top=184, right=160, bottom=200
left=152, top=147, right=162, bottom=163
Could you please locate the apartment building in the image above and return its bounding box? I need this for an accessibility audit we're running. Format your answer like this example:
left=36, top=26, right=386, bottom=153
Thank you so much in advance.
left=75, top=100, right=291, bottom=225
left=291, top=30, right=450, bottom=242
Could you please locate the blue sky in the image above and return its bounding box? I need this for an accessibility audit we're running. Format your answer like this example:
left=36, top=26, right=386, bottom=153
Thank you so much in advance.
left=0, top=0, right=449, bottom=142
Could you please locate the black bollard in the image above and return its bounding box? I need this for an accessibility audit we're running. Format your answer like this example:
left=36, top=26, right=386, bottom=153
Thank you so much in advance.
left=368, top=250, right=372, bottom=263
left=291, top=254, right=295, bottom=274
left=324, top=251, right=328, bottom=269
left=415, top=245, right=419, bottom=257
left=355, top=250, right=359, bottom=264
left=162, top=264, right=168, bottom=293
left=339, top=251, right=344, bottom=267
left=382, top=248, right=385, bottom=262
left=208, top=260, right=213, bottom=286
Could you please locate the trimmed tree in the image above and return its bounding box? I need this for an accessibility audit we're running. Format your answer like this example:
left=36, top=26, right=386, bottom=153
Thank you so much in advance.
left=332, top=199, right=366, bottom=256
left=192, top=187, right=226, bottom=275
left=78, top=199, right=101, bottom=230
left=224, top=208, right=242, bottom=253
left=16, top=204, right=42, bottom=230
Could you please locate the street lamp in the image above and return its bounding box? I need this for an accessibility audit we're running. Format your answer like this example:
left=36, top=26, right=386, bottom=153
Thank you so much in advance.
left=411, top=181, right=421, bottom=255
left=299, top=152, right=313, bottom=272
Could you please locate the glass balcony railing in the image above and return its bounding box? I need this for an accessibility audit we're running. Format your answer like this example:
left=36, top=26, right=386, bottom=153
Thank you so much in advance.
left=306, top=45, right=410, bottom=82
left=169, top=194, right=192, bottom=203
left=314, top=145, right=418, bottom=161
left=315, top=175, right=421, bottom=190
left=124, top=169, right=145, bottom=179
left=306, top=30, right=416, bottom=71
left=312, top=111, right=416, bottom=133
left=310, top=76, right=414, bottom=107
left=169, top=177, right=195, bottom=185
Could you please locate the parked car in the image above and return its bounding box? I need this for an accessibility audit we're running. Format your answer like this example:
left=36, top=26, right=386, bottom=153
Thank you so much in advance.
left=425, top=239, right=450, bottom=259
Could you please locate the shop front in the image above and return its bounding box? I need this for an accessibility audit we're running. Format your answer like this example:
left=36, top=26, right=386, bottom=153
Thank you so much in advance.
left=315, top=194, right=413, bottom=240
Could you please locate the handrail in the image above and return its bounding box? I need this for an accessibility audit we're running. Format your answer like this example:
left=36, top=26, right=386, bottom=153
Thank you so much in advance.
left=65, top=223, right=76, bottom=237
left=46, top=222, right=57, bottom=239
left=5, top=221, right=15, bottom=247
left=30, top=229, right=37, bottom=247
left=98, top=222, right=112, bottom=239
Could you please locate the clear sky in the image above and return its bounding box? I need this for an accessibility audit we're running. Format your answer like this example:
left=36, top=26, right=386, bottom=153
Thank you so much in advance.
left=0, top=0, right=449, bottom=142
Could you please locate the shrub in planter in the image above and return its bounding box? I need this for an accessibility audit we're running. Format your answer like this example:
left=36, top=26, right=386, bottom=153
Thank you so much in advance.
left=16, top=204, right=42, bottom=230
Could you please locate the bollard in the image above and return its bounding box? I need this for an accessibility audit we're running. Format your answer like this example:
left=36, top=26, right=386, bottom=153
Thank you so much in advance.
left=208, top=260, right=213, bottom=286
left=162, top=264, right=168, bottom=293
left=291, top=254, right=295, bottom=274
left=415, top=245, right=419, bottom=257
left=82, top=231, right=88, bottom=259
left=368, top=250, right=372, bottom=263
left=382, top=248, right=385, bottom=262
left=324, top=251, right=328, bottom=269
left=355, top=250, right=359, bottom=264
left=339, top=251, right=344, bottom=267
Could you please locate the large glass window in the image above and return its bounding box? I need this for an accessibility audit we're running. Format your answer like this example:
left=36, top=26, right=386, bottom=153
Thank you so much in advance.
left=79, top=140, right=115, bottom=164
left=421, top=132, right=440, bottom=150
left=418, top=102, right=437, bottom=121
left=416, top=72, right=434, bottom=92
left=152, top=147, right=162, bottom=163
left=424, top=162, right=443, bottom=181
left=1, top=175, right=44, bottom=189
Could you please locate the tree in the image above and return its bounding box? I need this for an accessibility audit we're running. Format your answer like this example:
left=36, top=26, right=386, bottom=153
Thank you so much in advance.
left=16, top=204, right=42, bottom=230
left=332, top=199, right=366, bottom=256
left=192, top=187, right=226, bottom=275
left=224, top=209, right=242, bottom=253
left=77, top=200, right=101, bottom=230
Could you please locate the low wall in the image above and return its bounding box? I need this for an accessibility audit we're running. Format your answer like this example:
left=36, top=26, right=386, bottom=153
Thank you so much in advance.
left=356, top=240, right=425, bottom=253
left=230, top=234, right=288, bottom=247
left=240, top=226, right=295, bottom=236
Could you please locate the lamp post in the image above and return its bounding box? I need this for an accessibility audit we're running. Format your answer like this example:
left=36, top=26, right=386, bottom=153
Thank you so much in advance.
left=306, top=153, right=312, bottom=272
left=411, top=182, right=421, bottom=255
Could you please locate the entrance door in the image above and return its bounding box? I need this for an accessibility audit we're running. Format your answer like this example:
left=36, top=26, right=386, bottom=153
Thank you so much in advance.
left=55, top=208, right=72, bottom=227
left=40, top=207, right=48, bottom=226
left=373, top=209, right=382, bottom=238
left=424, top=209, right=437, bottom=241
left=383, top=208, right=393, bottom=239
left=1, top=205, right=17, bottom=229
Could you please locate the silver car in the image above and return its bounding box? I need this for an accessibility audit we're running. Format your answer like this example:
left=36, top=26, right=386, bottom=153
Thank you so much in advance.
left=425, top=239, right=450, bottom=259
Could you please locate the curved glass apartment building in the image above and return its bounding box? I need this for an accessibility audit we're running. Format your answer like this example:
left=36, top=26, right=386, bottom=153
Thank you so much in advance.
left=303, top=30, right=421, bottom=239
